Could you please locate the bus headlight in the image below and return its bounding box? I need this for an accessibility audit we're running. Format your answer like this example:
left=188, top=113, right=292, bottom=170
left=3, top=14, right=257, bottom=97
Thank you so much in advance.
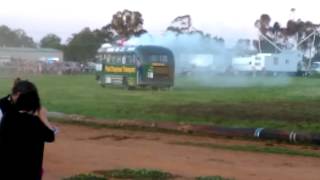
left=147, top=71, right=154, bottom=79
left=105, top=76, right=111, bottom=83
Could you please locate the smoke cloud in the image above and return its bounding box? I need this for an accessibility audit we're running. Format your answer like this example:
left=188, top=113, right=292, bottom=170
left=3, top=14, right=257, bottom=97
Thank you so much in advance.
left=125, top=32, right=292, bottom=87
left=126, top=32, right=229, bottom=73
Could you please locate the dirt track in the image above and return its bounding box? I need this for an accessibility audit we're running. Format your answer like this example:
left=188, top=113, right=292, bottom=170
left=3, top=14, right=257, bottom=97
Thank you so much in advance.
left=43, top=123, right=320, bottom=180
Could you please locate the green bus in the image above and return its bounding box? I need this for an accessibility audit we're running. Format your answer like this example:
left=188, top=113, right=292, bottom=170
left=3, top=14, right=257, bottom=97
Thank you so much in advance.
left=95, top=45, right=175, bottom=89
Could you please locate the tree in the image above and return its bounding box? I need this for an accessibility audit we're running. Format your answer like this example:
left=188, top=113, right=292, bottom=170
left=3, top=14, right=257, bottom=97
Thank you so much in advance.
left=64, top=28, right=104, bottom=62
left=64, top=9, right=149, bottom=62
left=0, top=25, right=36, bottom=47
left=166, top=15, right=225, bottom=47
left=40, top=33, right=62, bottom=49
left=97, top=24, right=116, bottom=43
left=166, top=15, right=193, bottom=34
left=110, top=9, right=147, bottom=40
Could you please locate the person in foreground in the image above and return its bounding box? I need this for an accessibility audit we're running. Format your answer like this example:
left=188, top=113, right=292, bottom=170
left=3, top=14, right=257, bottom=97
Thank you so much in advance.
left=0, top=80, right=55, bottom=180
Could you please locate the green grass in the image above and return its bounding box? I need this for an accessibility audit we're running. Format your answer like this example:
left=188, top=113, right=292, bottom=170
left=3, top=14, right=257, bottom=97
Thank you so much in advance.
left=62, top=168, right=232, bottom=180
left=173, top=141, right=320, bottom=158
left=94, top=168, right=174, bottom=180
left=63, top=174, right=106, bottom=180
left=63, top=168, right=174, bottom=180
left=1, top=74, right=320, bottom=132
left=195, top=176, right=234, bottom=180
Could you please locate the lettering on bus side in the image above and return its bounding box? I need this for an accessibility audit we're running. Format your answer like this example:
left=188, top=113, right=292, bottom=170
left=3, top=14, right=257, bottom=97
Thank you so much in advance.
left=105, top=66, right=136, bottom=73
left=122, top=67, right=136, bottom=73
left=152, top=63, right=166, bottom=66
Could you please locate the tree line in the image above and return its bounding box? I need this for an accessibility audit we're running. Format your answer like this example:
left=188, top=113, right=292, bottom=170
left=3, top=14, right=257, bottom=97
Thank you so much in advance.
left=0, top=9, right=226, bottom=63
left=1, top=10, right=319, bottom=63
left=236, top=13, right=320, bottom=60
left=0, top=9, right=150, bottom=62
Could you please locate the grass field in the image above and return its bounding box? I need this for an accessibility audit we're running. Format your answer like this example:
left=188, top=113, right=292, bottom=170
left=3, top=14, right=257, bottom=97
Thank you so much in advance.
left=1, top=74, right=320, bottom=133
left=63, top=168, right=234, bottom=180
left=63, top=168, right=233, bottom=180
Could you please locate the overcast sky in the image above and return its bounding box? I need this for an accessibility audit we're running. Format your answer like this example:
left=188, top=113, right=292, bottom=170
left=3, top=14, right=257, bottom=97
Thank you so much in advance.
left=0, top=0, right=317, bottom=45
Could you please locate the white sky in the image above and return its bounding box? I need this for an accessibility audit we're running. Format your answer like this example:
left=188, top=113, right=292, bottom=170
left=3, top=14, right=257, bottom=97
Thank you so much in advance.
left=0, top=0, right=318, bottom=46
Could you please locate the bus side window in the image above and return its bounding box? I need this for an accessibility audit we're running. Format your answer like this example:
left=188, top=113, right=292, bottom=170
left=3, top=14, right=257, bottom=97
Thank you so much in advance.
left=116, top=55, right=122, bottom=64
left=122, top=55, right=126, bottom=65
left=127, top=55, right=133, bottom=65
left=106, top=54, right=111, bottom=63
left=110, top=55, right=116, bottom=64
left=98, top=55, right=103, bottom=62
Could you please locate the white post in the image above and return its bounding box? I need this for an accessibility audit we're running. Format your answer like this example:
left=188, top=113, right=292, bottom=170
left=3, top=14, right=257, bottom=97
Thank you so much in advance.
left=307, top=33, right=317, bottom=73
left=258, top=39, right=262, bottom=53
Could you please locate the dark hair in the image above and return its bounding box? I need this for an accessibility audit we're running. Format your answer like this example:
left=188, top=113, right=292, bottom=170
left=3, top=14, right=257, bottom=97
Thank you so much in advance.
left=12, top=80, right=41, bottom=113
left=13, top=77, right=21, bottom=87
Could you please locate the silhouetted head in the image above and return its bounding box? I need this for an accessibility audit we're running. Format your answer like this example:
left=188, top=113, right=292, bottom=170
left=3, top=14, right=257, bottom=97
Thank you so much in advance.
left=11, top=80, right=41, bottom=114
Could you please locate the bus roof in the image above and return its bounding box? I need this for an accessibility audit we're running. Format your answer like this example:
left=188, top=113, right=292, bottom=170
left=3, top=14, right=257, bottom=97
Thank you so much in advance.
left=97, top=45, right=172, bottom=54
left=98, top=45, right=136, bottom=53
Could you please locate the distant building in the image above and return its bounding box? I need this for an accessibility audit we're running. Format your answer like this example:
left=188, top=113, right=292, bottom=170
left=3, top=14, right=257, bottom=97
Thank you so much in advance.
left=0, top=47, right=63, bottom=64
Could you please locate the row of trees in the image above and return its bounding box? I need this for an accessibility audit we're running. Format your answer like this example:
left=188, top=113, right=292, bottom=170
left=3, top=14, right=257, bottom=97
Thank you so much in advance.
left=253, top=13, right=320, bottom=55
left=0, top=10, right=227, bottom=63
left=0, top=25, right=36, bottom=48
left=8, top=10, right=320, bottom=63
left=232, top=13, right=320, bottom=62
left=0, top=10, right=147, bottom=62
left=62, top=11, right=225, bottom=62
left=0, top=10, right=225, bottom=63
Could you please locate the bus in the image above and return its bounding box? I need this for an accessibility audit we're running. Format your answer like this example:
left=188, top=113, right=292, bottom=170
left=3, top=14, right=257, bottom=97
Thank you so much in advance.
left=95, top=45, right=175, bottom=89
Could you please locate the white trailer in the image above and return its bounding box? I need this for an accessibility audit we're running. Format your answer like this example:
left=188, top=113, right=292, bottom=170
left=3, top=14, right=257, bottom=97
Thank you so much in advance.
left=232, top=51, right=303, bottom=75
left=264, top=51, right=303, bottom=74
left=232, top=53, right=271, bottom=73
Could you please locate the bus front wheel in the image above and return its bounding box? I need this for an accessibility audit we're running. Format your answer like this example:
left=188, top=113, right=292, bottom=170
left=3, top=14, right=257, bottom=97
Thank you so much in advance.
left=123, top=76, right=136, bottom=90
left=122, top=77, right=128, bottom=90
